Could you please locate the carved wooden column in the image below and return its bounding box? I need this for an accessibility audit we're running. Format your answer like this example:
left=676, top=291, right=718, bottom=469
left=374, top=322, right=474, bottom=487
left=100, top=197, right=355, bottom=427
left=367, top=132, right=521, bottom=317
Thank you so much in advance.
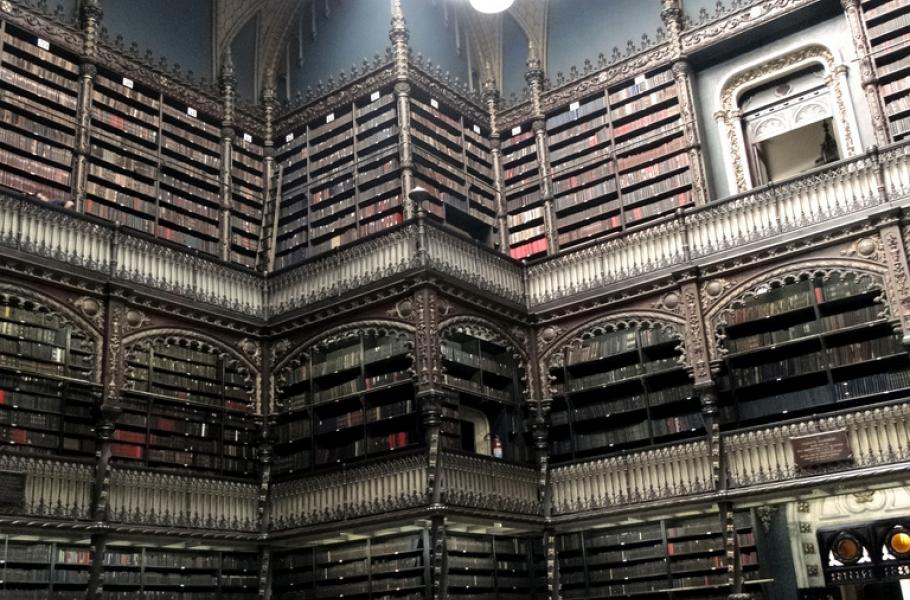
left=429, top=515, right=447, bottom=600
left=72, top=0, right=102, bottom=211
left=259, top=70, right=278, bottom=271
left=482, top=76, right=509, bottom=251
left=525, top=43, right=557, bottom=255
left=390, top=0, right=416, bottom=218
left=878, top=216, right=910, bottom=345
left=841, top=0, right=891, bottom=147
left=680, top=275, right=723, bottom=490
left=661, top=0, right=710, bottom=205
left=219, top=51, right=236, bottom=262
left=256, top=340, right=273, bottom=600
left=721, top=502, right=752, bottom=600
left=413, top=286, right=444, bottom=504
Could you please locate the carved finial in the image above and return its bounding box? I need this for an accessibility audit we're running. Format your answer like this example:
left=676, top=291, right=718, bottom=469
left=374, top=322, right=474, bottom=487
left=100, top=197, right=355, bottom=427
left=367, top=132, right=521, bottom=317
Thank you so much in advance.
left=79, top=0, right=102, bottom=22
left=526, top=40, right=541, bottom=72
left=262, top=66, right=277, bottom=103
left=219, top=49, right=235, bottom=91
left=390, top=0, right=407, bottom=34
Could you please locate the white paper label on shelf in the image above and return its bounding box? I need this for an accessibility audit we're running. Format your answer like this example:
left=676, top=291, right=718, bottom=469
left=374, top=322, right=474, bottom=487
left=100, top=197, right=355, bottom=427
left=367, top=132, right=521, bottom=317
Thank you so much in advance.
left=473, top=124, right=481, bottom=134
left=36, top=38, right=50, bottom=50
left=511, top=125, right=522, bottom=136
left=569, top=101, right=580, bottom=111
left=187, top=106, right=198, bottom=118
left=326, top=112, right=335, bottom=123
left=243, top=133, right=253, bottom=143
left=430, top=98, right=439, bottom=109
left=285, top=133, right=294, bottom=143
left=122, top=77, right=134, bottom=89
left=370, top=91, right=380, bottom=102
left=635, top=74, right=647, bottom=85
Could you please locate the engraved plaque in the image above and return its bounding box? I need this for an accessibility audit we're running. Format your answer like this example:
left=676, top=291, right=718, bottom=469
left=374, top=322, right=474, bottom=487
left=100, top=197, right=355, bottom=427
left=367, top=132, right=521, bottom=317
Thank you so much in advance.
left=791, top=430, right=853, bottom=468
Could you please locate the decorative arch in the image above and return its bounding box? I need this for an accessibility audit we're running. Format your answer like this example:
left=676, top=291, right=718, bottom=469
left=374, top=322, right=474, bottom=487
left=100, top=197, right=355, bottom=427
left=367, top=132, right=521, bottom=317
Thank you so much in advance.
left=438, top=314, right=530, bottom=402
left=705, top=260, right=889, bottom=362
left=715, top=43, right=861, bottom=193
left=539, top=311, right=687, bottom=399
left=0, top=283, right=103, bottom=383
left=122, top=328, right=261, bottom=412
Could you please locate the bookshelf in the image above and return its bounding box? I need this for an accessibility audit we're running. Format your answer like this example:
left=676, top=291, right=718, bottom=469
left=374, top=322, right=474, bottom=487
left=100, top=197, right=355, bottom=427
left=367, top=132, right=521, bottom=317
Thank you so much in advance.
left=272, top=331, right=417, bottom=474
left=0, top=535, right=92, bottom=600
left=271, top=85, right=404, bottom=270
left=0, top=300, right=98, bottom=459
left=101, top=545, right=258, bottom=599
left=0, top=22, right=77, bottom=204
left=542, top=66, right=692, bottom=251
left=716, top=273, right=908, bottom=426
left=556, top=511, right=762, bottom=600
left=116, top=340, right=258, bottom=476
left=408, top=89, right=497, bottom=245
left=439, top=330, right=528, bottom=462
left=445, top=532, right=547, bottom=600
left=501, top=120, right=546, bottom=260
left=548, top=324, right=697, bottom=462
left=231, top=132, right=266, bottom=268
left=271, top=531, right=427, bottom=600
left=861, top=0, right=910, bottom=140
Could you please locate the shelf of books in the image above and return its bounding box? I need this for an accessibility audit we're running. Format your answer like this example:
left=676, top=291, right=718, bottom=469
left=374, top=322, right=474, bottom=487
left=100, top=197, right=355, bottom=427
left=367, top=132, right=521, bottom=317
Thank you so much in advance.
left=101, top=544, right=258, bottom=600
left=439, top=331, right=529, bottom=463
left=273, top=121, right=309, bottom=270
left=445, top=532, right=547, bottom=600
left=272, top=332, right=417, bottom=475
left=231, top=132, right=265, bottom=268
left=86, top=66, right=161, bottom=235
left=862, top=0, right=910, bottom=140
left=409, top=89, right=496, bottom=244
left=0, top=534, right=92, bottom=600
left=501, top=120, right=545, bottom=260
left=0, top=300, right=98, bottom=458
left=557, top=511, right=763, bottom=600
left=271, top=530, right=427, bottom=600
left=716, top=273, right=909, bottom=427
left=0, top=21, right=78, bottom=204
left=115, top=341, right=257, bottom=476
left=548, top=324, right=698, bottom=462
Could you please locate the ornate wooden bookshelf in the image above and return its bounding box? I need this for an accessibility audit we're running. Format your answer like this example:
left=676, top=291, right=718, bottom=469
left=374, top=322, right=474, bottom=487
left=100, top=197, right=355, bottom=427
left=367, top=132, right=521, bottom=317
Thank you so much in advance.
left=271, top=531, right=427, bottom=600
left=0, top=21, right=77, bottom=204
left=547, top=323, right=698, bottom=462
left=101, top=545, right=258, bottom=600
left=439, top=330, right=529, bottom=463
left=231, top=131, right=266, bottom=268
left=716, top=273, right=908, bottom=426
left=272, top=331, right=418, bottom=475
left=0, top=535, right=93, bottom=600
left=115, top=339, right=258, bottom=477
left=556, top=512, right=762, bottom=600
left=0, top=300, right=98, bottom=458
left=444, top=532, right=547, bottom=600
left=501, top=119, right=545, bottom=260
left=862, top=0, right=910, bottom=140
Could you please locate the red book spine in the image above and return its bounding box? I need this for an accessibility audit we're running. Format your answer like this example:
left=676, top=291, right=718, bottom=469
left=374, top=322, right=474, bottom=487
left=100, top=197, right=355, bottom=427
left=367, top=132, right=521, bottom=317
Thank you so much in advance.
left=397, top=431, right=408, bottom=448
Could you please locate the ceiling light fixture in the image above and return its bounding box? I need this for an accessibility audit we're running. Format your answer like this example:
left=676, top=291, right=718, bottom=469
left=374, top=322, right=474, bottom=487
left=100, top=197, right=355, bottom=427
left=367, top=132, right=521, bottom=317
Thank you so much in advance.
left=469, top=0, right=514, bottom=14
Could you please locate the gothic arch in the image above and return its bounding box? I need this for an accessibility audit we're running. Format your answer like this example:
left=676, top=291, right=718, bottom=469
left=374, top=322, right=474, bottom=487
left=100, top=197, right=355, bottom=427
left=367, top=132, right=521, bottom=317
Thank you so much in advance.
left=715, top=43, right=861, bottom=193
left=538, top=311, right=686, bottom=399
left=0, top=282, right=103, bottom=383
left=705, top=260, right=889, bottom=362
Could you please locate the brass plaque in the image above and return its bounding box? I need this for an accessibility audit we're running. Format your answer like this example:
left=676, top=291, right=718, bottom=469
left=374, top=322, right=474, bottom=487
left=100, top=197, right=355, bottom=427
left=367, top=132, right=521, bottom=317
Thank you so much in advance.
left=791, top=430, right=853, bottom=468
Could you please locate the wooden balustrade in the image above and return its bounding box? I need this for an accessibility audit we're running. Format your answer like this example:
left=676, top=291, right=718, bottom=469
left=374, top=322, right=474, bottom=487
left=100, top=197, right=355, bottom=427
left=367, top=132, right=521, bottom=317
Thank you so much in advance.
left=269, top=453, right=427, bottom=529
left=108, top=467, right=259, bottom=530
left=0, top=454, right=93, bottom=519
left=549, top=440, right=713, bottom=515
left=723, top=403, right=910, bottom=488
left=440, top=452, right=540, bottom=515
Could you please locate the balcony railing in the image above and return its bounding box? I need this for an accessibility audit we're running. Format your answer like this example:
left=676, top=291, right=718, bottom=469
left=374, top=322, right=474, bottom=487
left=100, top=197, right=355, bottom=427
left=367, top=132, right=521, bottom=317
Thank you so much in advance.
left=108, top=467, right=259, bottom=531
left=549, top=440, right=713, bottom=516
left=440, top=451, right=540, bottom=515
left=269, top=453, right=427, bottom=529
left=3, top=141, right=910, bottom=315
left=0, top=454, right=93, bottom=520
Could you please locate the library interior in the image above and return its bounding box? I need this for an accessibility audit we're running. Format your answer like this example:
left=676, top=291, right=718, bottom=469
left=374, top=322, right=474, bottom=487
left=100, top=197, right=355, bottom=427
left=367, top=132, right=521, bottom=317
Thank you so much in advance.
left=1, top=0, right=910, bottom=598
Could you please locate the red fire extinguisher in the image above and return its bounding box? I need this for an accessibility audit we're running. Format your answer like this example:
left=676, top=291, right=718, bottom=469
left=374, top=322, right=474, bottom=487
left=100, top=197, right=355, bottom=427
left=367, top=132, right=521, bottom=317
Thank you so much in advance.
left=491, top=435, right=503, bottom=459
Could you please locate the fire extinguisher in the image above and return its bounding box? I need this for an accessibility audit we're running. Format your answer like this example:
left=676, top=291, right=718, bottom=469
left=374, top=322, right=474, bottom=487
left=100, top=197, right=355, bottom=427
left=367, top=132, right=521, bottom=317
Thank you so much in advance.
left=491, top=435, right=503, bottom=459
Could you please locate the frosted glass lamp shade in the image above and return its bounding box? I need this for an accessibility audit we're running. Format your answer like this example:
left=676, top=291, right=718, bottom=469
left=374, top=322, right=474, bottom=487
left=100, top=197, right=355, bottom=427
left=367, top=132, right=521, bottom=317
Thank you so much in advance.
left=469, top=0, right=514, bottom=14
